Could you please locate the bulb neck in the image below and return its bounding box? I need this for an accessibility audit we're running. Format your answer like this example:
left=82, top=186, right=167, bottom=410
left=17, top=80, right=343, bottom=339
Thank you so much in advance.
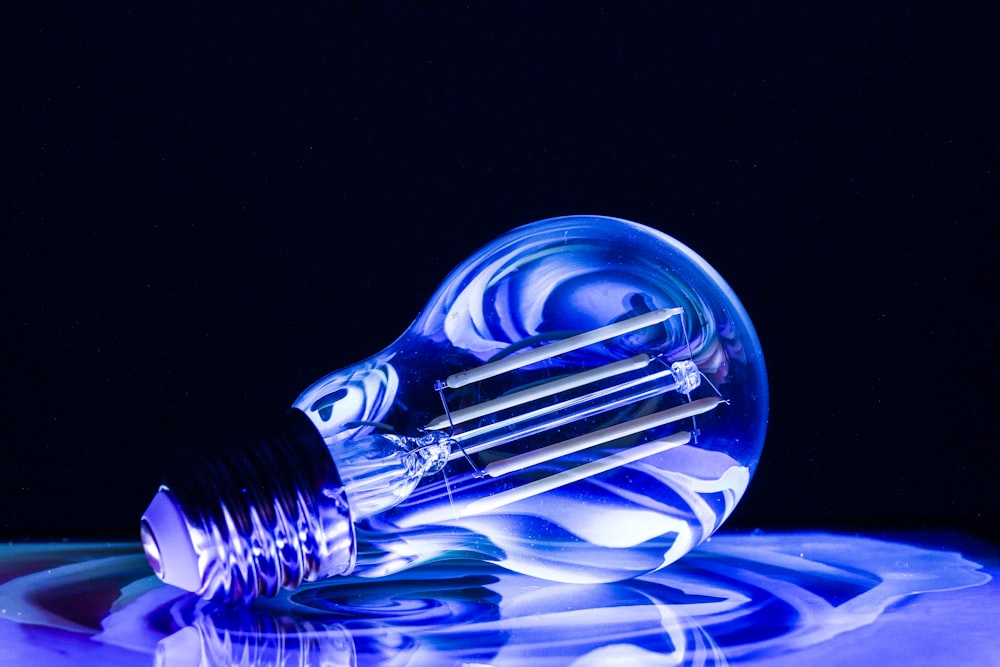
left=141, top=409, right=355, bottom=604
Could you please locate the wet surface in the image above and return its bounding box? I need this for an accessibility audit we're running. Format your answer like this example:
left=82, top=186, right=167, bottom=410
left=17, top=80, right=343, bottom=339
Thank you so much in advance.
left=1, top=531, right=996, bottom=665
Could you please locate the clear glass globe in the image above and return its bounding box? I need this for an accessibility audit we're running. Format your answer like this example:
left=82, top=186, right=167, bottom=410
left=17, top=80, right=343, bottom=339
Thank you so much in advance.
left=142, top=215, right=768, bottom=602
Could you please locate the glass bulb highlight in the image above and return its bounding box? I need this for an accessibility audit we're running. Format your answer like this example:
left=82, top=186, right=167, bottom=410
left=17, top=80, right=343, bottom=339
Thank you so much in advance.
left=141, top=215, right=768, bottom=603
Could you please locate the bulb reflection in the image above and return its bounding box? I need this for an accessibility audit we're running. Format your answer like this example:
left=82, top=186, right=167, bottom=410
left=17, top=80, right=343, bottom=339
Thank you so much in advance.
left=0, top=532, right=992, bottom=666
left=156, top=567, right=727, bottom=667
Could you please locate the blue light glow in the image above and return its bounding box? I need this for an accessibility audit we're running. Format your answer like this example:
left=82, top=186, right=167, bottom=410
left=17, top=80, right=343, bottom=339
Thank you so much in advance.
left=0, top=532, right=994, bottom=665
left=142, top=215, right=769, bottom=602
left=297, top=216, right=769, bottom=582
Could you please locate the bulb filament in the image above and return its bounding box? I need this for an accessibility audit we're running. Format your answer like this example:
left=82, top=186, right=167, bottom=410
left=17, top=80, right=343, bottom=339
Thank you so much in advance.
left=424, top=307, right=725, bottom=510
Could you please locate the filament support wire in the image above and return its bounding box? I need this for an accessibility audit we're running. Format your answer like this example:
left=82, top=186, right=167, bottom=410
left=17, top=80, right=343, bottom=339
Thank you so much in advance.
left=429, top=307, right=725, bottom=507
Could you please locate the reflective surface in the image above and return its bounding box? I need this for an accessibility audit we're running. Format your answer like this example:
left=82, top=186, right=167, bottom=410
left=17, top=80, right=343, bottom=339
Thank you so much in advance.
left=1, top=531, right=995, bottom=666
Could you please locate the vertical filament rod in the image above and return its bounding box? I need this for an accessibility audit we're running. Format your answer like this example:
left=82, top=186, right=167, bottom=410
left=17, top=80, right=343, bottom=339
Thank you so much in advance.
left=462, top=431, right=693, bottom=516
left=425, top=354, right=652, bottom=431
left=484, top=396, right=723, bottom=478
left=443, top=360, right=694, bottom=461
left=445, top=307, right=683, bottom=389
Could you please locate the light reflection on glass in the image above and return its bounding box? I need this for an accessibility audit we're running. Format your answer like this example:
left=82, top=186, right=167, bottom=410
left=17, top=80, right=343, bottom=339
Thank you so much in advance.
left=0, top=532, right=994, bottom=666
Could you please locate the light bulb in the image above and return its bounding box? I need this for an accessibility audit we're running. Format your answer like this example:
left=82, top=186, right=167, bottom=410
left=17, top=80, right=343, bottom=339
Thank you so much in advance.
left=140, top=215, right=768, bottom=604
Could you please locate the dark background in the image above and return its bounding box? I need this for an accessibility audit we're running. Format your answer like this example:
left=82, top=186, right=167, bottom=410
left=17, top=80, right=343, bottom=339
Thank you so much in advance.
left=2, top=4, right=995, bottom=542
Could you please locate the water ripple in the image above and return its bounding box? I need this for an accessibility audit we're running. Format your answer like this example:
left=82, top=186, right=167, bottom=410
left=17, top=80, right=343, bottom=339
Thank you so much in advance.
left=0, top=531, right=993, bottom=666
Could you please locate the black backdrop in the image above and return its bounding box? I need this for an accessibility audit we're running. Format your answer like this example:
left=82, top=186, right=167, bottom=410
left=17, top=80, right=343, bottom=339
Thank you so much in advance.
left=2, top=4, right=995, bottom=542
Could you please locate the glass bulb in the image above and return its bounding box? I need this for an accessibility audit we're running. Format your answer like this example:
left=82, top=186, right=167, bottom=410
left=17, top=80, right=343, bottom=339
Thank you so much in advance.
left=140, top=215, right=768, bottom=603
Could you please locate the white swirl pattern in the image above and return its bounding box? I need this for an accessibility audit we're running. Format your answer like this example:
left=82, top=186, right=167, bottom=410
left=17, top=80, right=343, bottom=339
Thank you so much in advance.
left=0, top=533, right=993, bottom=665
left=293, top=216, right=768, bottom=583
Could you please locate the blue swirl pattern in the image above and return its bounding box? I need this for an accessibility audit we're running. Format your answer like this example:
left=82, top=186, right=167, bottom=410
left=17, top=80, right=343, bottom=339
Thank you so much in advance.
left=0, top=533, right=993, bottom=665
left=294, top=216, right=768, bottom=583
